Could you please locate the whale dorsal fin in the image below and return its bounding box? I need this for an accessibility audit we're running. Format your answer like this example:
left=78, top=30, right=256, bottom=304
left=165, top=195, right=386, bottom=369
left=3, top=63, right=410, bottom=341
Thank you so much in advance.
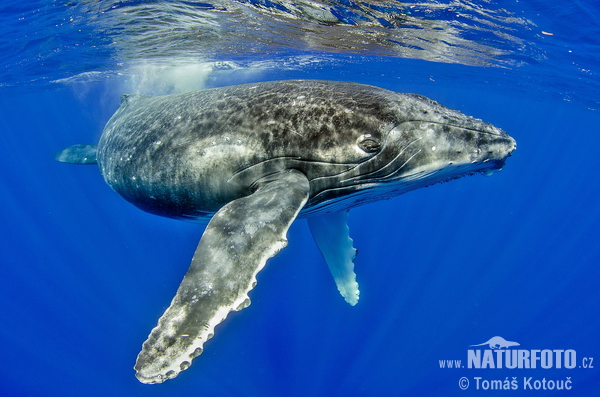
left=120, top=94, right=149, bottom=105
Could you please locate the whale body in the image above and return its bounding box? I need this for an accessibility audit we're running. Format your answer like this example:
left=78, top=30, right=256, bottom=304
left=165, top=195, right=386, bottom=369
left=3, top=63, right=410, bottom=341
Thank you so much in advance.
left=56, top=80, right=516, bottom=383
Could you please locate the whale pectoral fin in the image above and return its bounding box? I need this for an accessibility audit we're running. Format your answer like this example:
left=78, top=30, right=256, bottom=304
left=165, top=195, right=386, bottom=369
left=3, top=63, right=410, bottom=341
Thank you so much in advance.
left=54, top=144, right=98, bottom=164
left=134, top=169, right=310, bottom=384
left=307, top=211, right=359, bottom=306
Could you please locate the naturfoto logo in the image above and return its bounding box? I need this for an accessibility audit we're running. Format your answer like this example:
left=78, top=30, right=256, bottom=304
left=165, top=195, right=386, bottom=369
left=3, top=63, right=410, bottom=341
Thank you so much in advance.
left=467, top=336, right=576, bottom=369
left=440, top=336, right=594, bottom=391
left=470, top=336, right=519, bottom=349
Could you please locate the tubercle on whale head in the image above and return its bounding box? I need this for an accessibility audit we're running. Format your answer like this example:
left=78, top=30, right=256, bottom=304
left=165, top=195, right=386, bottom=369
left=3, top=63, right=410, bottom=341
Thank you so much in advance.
left=475, top=128, right=516, bottom=176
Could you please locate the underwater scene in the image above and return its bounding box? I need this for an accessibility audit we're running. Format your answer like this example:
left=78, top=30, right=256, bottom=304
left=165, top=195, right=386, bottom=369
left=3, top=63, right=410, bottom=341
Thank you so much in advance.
left=1, top=1, right=599, bottom=396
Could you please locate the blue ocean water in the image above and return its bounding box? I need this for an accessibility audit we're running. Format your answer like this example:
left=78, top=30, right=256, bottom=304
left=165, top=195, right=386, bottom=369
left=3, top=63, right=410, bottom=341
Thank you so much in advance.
left=1, top=1, right=599, bottom=396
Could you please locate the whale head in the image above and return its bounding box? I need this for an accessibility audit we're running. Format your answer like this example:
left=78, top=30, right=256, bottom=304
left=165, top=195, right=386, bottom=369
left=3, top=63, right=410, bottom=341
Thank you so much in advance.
left=382, top=93, right=517, bottom=180
left=304, top=90, right=516, bottom=213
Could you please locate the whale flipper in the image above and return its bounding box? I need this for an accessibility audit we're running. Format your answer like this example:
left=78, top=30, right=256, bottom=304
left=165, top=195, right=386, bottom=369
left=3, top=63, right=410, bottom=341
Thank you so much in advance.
left=134, top=170, right=310, bottom=384
left=308, top=211, right=359, bottom=306
left=54, top=144, right=97, bottom=164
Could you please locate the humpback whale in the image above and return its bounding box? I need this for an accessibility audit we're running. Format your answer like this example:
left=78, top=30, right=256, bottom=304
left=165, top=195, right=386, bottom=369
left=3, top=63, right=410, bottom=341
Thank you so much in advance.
left=56, top=80, right=516, bottom=383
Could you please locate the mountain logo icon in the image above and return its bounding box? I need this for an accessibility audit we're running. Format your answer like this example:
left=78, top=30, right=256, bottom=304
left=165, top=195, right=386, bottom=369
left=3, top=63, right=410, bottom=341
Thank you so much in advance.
left=470, top=336, right=520, bottom=349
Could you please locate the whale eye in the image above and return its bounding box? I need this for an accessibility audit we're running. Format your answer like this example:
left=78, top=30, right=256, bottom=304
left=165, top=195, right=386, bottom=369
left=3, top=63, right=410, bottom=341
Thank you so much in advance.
left=357, top=134, right=381, bottom=153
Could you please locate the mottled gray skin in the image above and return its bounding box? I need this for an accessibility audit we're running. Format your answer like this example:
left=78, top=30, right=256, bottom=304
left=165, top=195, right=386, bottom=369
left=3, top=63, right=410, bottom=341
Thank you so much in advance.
left=98, top=80, right=515, bottom=220
left=89, top=80, right=516, bottom=384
